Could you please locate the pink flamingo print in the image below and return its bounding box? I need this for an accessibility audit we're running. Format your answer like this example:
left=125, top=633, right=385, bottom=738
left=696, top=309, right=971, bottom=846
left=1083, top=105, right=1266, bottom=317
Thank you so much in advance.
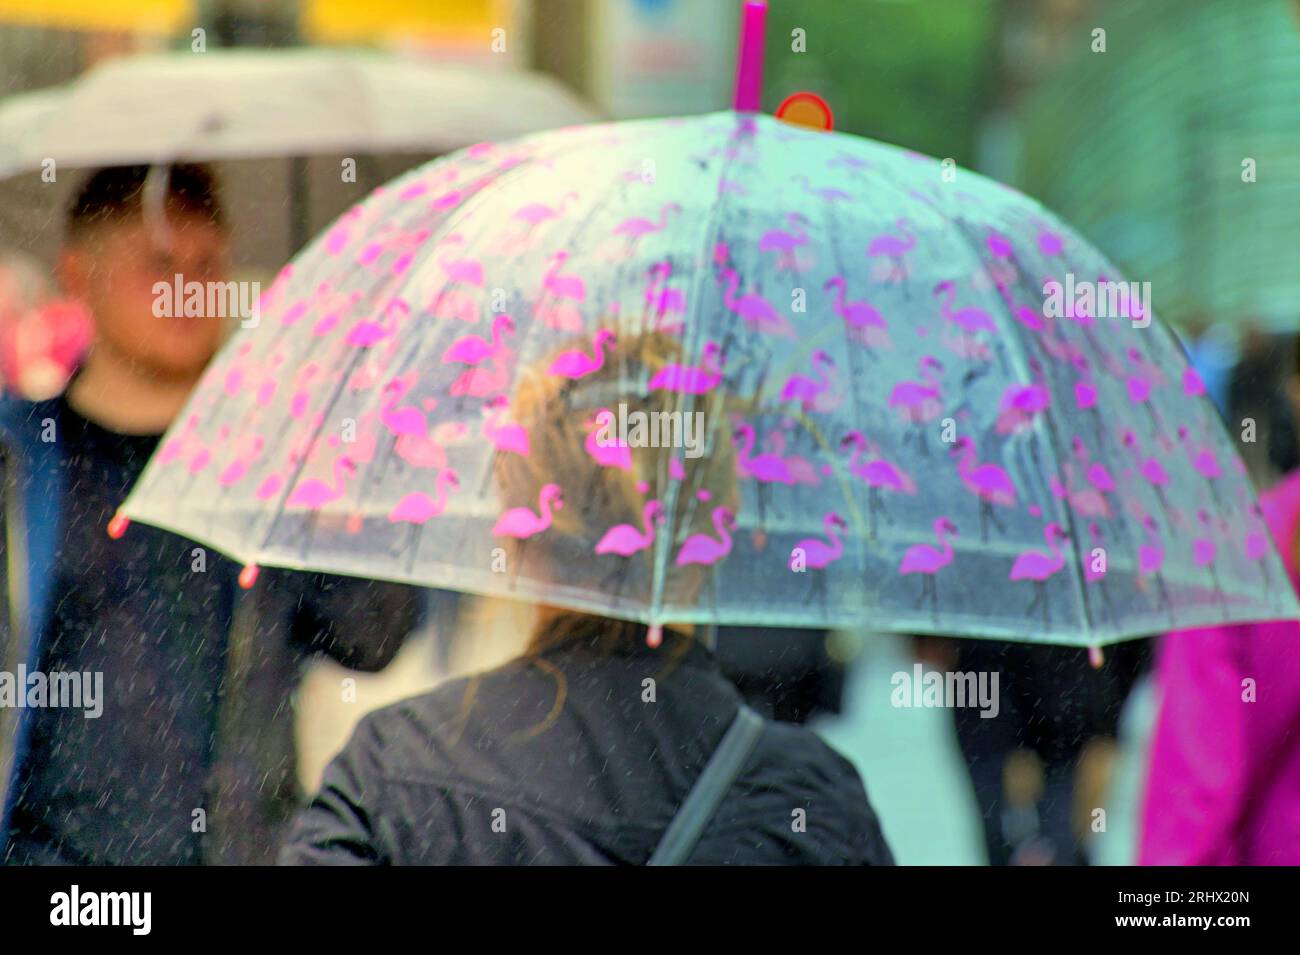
left=437, top=235, right=485, bottom=287
left=513, top=192, right=577, bottom=236
left=789, top=512, right=846, bottom=570
left=584, top=409, right=633, bottom=471
left=1121, top=429, right=1175, bottom=524
left=995, top=359, right=1051, bottom=435
left=933, top=280, right=996, bottom=335
left=1009, top=522, right=1069, bottom=626
left=378, top=375, right=428, bottom=439
left=717, top=269, right=796, bottom=338
left=493, top=483, right=564, bottom=539
left=595, top=500, right=664, bottom=557
left=1138, top=514, right=1174, bottom=621
left=540, top=250, right=586, bottom=302
left=345, top=296, right=408, bottom=348
left=482, top=396, right=530, bottom=456
left=675, top=506, right=736, bottom=566
left=732, top=423, right=796, bottom=485
left=888, top=355, right=945, bottom=455
left=866, top=217, right=916, bottom=283
left=450, top=355, right=511, bottom=398
left=644, top=261, right=687, bottom=331
left=824, top=275, right=890, bottom=349
left=1177, top=424, right=1222, bottom=503
left=396, top=421, right=466, bottom=470
left=287, top=456, right=356, bottom=510
left=793, top=174, right=852, bottom=203
left=758, top=213, right=809, bottom=271
left=1193, top=508, right=1225, bottom=606
left=388, top=470, right=460, bottom=524
left=950, top=436, right=1018, bottom=541
left=648, top=341, right=725, bottom=394
left=841, top=430, right=917, bottom=535
left=613, top=203, right=682, bottom=248
left=779, top=350, right=841, bottom=413
left=548, top=329, right=615, bottom=379
left=899, top=517, right=958, bottom=619
left=763, top=431, right=820, bottom=486
left=442, top=314, right=515, bottom=366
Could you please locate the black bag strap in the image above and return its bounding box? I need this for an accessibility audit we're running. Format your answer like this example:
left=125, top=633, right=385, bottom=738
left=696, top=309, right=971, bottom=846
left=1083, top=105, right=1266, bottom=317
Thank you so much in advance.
left=647, top=703, right=765, bottom=866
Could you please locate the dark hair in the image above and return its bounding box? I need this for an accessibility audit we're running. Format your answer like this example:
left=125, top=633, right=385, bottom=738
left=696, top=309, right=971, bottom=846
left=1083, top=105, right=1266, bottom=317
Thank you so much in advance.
left=66, top=163, right=224, bottom=241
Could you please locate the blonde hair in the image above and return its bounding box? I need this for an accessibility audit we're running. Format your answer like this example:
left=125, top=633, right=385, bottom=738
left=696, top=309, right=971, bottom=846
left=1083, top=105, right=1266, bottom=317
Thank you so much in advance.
left=450, top=328, right=742, bottom=742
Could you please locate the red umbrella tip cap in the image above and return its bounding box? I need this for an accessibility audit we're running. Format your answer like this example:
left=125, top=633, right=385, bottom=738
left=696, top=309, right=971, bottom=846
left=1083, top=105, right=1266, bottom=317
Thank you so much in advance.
left=1088, top=645, right=1105, bottom=669
left=106, top=512, right=129, bottom=539
left=646, top=623, right=664, bottom=648
left=776, top=92, right=834, bottom=131
left=238, top=563, right=260, bottom=589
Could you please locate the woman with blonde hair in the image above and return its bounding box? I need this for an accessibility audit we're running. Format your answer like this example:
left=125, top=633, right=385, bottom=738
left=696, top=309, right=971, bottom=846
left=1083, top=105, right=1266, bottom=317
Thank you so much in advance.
left=282, top=330, right=893, bottom=865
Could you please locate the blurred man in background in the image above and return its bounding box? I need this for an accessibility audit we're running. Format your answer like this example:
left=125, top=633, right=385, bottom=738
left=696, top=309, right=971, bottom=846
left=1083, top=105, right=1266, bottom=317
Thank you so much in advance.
left=0, top=164, right=421, bottom=864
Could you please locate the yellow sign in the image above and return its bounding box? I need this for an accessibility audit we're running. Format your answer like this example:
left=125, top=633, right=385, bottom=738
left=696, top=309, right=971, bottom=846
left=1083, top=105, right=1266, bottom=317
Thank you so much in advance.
left=303, top=0, right=504, bottom=43
left=0, top=0, right=190, bottom=33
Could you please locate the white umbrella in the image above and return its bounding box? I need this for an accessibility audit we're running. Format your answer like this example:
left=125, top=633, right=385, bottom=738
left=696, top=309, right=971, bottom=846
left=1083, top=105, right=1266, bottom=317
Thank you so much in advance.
left=0, top=48, right=599, bottom=265
left=0, top=48, right=597, bottom=175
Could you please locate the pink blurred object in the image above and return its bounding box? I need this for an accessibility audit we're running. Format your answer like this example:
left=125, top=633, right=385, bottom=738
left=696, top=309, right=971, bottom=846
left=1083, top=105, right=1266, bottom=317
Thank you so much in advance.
left=0, top=260, right=92, bottom=400
left=1139, top=469, right=1300, bottom=865
left=732, top=1, right=767, bottom=112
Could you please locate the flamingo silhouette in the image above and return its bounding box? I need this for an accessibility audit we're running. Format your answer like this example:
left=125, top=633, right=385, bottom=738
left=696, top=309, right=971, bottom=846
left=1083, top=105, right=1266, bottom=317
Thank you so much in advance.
left=933, top=280, right=996, bottom=335
left=841, top=430, right=916, bottom=536
left=548, top=329, right=616, bottom=379
left=287, top=456, right=356, bottom=510
left=758, top=212, right=809, bottom=271
left=779, top=350, right=838, bottom=413
left=888, top=355, right=945, bottom=455
left=584, top=409, right=633, bottom=471
left=389, top=470, right=460, bottom=524
left=442, top=314, right=515, bottom=366
left=790, top=512, right=846, bottom=570
left=513, top=192, right=577, bottom=235
left=1139, top=514, right=1175, bottom=622
left=950, top=436, right=1017, bottom=541
left=481, top=396, right=530, bottom=456
left=1010, top=522, right=1069, bottom=626
left=675, top=507, right=736, bottom=566
left=493, top=483, right=564, bottom=539
left=595, top=500, right=664, bottom=556
left=824, top=275, right=889, bottom=349
left=899, top=517, right=957, bottom=620
left=733, top=424, right=796, bottom=485
left=866, top=217, right=916, bottom=282
left=717, top=269, right=795, bottom=338
left=613, top=203, right=681, bottom=248
left=541, top=250, right=586, bottom=302
left=648, top=341, right=724, bottom=394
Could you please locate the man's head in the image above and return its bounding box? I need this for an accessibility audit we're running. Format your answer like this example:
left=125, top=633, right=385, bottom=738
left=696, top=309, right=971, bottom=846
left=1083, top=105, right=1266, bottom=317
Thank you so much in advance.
left=58, top=163, right=230, bottom=382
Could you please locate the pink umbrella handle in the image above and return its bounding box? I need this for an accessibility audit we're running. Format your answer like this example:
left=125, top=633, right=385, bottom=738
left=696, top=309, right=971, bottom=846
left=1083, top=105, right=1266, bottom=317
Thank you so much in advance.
left=732, top=0, right=767, bottom=112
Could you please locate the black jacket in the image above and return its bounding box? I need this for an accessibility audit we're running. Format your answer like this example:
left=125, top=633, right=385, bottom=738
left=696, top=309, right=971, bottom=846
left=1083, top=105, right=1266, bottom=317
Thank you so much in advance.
left=281, top=630, right=893, bottom=865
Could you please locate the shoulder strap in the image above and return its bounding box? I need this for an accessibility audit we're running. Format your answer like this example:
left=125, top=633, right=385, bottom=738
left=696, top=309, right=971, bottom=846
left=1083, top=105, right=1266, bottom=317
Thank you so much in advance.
left=647, top=703, right=764, bottom=866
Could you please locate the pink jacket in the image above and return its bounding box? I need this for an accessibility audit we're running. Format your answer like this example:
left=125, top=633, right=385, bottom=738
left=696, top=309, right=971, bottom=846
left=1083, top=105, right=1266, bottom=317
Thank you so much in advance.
left=1140, top=470, right=1300, bottom=865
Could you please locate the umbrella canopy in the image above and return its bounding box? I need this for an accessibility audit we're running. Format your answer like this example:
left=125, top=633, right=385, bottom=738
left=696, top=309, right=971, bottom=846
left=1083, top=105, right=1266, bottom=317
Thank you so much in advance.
left=120, top=111, right=1298, bottom=647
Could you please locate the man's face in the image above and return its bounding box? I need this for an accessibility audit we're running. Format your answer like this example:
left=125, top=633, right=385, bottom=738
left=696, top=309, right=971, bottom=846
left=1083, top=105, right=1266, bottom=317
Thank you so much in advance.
left=62, top=211, right=230, bottom=381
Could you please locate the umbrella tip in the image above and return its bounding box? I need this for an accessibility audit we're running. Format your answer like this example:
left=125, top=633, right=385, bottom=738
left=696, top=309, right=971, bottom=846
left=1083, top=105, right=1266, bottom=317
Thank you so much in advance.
left=107, top=512, right=130, bottom=540
left=239, top=563, right=261, bottom=590
left=732, top=0, right=768, bottom=112
left=646, top=623, right=664, bottom=649
left=1088, top=645, right=1105, bottom=669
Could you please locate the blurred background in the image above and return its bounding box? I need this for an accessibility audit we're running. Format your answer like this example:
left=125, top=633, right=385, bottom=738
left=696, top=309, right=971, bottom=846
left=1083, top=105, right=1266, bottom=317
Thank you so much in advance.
left=3, top=0, right=1299, bottom=864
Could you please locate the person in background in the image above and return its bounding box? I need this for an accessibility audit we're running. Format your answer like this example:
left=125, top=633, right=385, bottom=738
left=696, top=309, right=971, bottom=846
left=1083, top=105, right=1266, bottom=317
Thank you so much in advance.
left=282, top=332, right=892, bottom=865
left=0, top=164, right=422, bottom=865
left=1139, top=339, right=1300, bottom=865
